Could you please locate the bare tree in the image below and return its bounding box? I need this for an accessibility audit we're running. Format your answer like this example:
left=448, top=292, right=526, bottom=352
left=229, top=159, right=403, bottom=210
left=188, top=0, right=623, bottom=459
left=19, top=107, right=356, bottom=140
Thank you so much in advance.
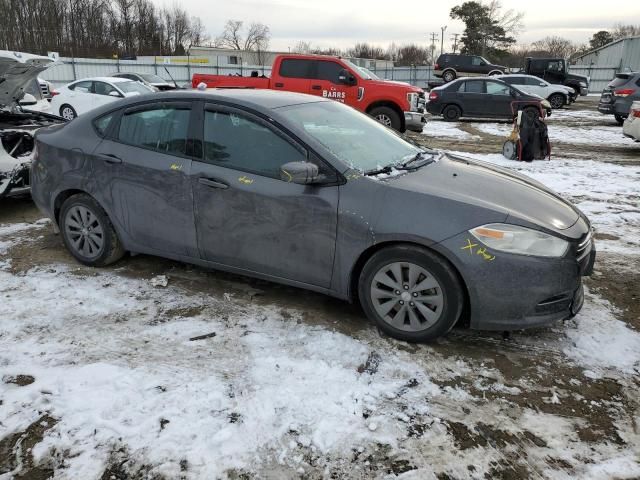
left=346, top=43, right=389, bottom=60
left=611, top=23, right=640, bottom=41
left=531, top=36, right=582, bottom=59
left=216, top=20, right=270, bottom=51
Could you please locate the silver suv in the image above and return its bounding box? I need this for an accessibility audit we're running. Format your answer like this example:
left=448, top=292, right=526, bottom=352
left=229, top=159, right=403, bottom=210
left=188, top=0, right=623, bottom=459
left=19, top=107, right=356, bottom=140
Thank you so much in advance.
left=598, top=72, right=640, bottom=124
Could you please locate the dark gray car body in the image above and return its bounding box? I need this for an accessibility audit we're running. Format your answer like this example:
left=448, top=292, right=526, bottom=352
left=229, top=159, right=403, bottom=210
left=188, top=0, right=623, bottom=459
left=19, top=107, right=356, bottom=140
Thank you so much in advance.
left=31, top=90, right=595, bottom=331
left=598, top=72, right=640, bottom=120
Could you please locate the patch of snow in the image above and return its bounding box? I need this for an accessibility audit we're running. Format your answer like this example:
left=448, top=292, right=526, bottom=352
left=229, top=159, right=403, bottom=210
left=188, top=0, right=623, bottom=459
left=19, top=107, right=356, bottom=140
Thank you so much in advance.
left=422, top=120, right=479, bottom=140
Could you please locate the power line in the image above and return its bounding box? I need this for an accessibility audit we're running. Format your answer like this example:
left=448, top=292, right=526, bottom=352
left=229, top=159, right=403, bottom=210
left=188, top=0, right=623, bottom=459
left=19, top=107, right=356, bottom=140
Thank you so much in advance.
left=429, top=32, right=438, bottom=64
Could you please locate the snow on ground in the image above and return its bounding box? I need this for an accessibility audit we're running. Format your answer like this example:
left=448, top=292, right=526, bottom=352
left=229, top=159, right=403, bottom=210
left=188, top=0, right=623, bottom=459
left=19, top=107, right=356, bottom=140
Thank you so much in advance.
left=448, top=151, right=640, bottom=255
left=1, top=218, right=639, bottom=478
left=475, top=122, right=636, bottom=146
left=422, top=120, right=479, bottom=140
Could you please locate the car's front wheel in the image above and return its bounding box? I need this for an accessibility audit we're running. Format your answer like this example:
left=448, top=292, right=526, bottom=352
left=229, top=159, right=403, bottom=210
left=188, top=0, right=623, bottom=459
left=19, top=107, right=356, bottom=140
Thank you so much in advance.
left=358, top=246, right=464, bottom=342
left=60, top=104, right=77, bottom=120
left=548, top=93, right=565, bottom=109
left=60, top=194, right=125, bottom=267
left=370, top=106, right=401, bottom=131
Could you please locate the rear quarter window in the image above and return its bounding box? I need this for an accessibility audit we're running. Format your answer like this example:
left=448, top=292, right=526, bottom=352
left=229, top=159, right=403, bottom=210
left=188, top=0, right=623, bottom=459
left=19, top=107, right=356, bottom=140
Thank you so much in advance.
left=93, top=112, right=116, bottom=137
left=609, top=75, right=632, bottom=88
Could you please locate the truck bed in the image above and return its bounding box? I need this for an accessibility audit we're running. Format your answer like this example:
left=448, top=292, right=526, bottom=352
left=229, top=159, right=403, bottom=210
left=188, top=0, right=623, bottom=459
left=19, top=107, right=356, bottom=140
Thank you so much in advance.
left=192, top=74, right=270, bottom=90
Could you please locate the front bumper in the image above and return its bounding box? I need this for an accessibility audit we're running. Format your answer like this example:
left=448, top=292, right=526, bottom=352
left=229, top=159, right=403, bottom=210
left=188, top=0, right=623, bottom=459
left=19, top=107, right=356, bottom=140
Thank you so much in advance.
left=436, top=231, right=596, bottom=331
left=405, top=111, right=427, bottom=132
left=598, top=98, right=631, bottom=116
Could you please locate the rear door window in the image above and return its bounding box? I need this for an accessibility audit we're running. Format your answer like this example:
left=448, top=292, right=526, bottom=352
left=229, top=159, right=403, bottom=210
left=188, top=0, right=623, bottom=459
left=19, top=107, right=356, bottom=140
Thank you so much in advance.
left=461, top=81, right=484, bottom=93
left=69, top=81, right=93, bottom=93
left=279, top=59, right=313, bottom=79
left=117, top=104, right=191, bottom=155
left=486, top=81, right=511, bottom=95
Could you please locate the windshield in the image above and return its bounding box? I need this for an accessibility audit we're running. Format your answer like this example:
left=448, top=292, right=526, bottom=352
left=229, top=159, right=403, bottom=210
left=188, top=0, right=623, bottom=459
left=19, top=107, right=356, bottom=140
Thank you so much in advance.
left=355, top=66, right=381, bottom=80
left=278, top=101, right=425, bottom=172
left=118, top=81, right=152, bottom=94
left=140, top=74, right=168, bottom=84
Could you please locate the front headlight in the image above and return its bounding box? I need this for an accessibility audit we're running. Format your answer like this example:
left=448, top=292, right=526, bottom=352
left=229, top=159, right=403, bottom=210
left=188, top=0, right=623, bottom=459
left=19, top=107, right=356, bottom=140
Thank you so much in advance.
left=541, top=99, right=551, bottom=109
left=407, top=92, right=419, bottom=111
left=579, top=81, right=587, bottom=88
left=470, top=224, right=569, bottom=258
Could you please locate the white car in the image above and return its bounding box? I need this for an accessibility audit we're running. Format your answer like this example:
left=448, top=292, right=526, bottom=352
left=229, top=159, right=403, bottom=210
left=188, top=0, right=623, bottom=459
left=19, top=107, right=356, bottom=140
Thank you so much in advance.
left=623, top=101, right=640, bottom=142
left=496, top=74, right=575, bottom=109
left=50, top=77, right=152, bottom=120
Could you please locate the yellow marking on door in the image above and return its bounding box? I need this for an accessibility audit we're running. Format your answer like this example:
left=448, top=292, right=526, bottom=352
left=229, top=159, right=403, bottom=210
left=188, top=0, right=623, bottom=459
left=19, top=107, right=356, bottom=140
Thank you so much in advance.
left=238, top=176, right=254, bottom=185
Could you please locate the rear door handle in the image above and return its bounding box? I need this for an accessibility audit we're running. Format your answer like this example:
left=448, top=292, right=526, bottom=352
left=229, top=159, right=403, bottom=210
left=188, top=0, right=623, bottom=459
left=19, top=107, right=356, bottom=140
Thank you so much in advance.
left=311, top=85, right=322, bottom=90
left=274, top=82, right=284, bottom=88
left=198, top=177, right=228, bottom=190
left=97, top=153, right=122, bottom=164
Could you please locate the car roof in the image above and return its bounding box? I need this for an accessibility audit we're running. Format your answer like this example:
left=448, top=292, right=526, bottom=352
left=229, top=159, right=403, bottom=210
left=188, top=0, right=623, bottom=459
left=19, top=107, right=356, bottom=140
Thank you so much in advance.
left=72, top=77, right=133, bottom=83
left=92, top=89, right=331, bottom=112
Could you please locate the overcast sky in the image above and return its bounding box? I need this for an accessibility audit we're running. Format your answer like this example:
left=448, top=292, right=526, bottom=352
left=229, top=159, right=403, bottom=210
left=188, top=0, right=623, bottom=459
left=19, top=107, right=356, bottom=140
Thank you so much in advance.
left=172, top=0, right=640, bottom=51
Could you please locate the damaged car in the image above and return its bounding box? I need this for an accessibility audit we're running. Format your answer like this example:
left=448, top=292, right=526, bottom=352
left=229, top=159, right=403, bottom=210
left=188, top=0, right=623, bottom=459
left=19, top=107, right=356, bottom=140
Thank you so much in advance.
left=1, top=50, right=66, bottom=198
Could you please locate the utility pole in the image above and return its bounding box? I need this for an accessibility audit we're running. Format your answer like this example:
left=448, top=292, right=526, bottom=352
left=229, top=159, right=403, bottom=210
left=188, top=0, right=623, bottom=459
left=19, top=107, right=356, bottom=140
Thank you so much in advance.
left=440, top=26, right=447, bottom=56
left=450, top=33, right=460, bottom=54
left=429, top=32, right=438, bottom=65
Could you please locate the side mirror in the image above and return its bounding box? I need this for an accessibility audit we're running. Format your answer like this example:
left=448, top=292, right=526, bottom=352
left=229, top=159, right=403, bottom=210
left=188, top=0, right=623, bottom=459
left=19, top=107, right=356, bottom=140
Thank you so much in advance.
left=108, top=91, right=122, bottom=97
left=539, top=82, right=546, bottom=87
left=19, top=93, right=37, bottom=106
left=280, top=161, right=319, bottom=185
left=338, top=69, right=357, bottom=86
left=480, top=61, right=487, bottom=66
left=510, top=89, right=518, bottom=97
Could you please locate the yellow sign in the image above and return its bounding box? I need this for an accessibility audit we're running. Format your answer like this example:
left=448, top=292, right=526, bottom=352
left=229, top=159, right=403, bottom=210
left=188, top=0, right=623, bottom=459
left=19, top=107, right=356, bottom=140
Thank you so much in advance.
left=154, top=57, right=210, bottom=64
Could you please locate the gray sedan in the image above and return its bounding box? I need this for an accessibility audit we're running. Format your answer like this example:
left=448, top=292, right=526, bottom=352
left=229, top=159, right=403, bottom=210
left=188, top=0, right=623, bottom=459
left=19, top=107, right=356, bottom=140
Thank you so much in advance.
left=31, top=90, right=595, bottom=342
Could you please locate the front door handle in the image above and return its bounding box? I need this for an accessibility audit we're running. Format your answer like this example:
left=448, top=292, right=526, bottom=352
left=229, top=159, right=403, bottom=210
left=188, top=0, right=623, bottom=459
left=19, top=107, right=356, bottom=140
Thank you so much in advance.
left=97, top=153, right=122, bottom=164
left=199, top=177, right=228, bottom=190
left=311, top=85, right=322, bottom=90
left=274, top=82, right=284, bottom=88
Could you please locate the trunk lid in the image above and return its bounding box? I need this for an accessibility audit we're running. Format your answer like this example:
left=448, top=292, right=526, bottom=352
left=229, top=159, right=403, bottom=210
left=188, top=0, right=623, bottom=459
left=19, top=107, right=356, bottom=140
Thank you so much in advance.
left=0, top=51, right=55, bottom=109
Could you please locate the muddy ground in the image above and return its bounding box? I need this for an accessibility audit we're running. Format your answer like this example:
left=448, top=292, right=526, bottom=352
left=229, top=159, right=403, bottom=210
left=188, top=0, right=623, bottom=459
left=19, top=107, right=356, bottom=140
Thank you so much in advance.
left=1, top=96, right=639, bottom=479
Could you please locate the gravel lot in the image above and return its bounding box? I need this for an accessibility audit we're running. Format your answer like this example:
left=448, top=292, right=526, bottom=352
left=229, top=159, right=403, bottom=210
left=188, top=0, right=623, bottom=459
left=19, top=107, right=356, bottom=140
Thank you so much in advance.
left=1, top=97, right=639, bottom=479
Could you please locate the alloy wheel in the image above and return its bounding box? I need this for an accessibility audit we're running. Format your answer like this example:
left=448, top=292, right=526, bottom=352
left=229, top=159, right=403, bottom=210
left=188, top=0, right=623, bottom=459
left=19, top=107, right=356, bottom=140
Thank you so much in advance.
left=376, top=114, right=393, bottom=127
left=61, top=107, right=76, bottom=120
left=549, top=95, right=564, bottom=109
left=64, top=205, right=105, bottom=259
left=370, top=261, right=444, bottom=332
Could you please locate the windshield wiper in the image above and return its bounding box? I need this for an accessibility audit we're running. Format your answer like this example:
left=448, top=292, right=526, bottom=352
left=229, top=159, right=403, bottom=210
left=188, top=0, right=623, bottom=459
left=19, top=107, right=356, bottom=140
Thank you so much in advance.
left=363, top=165, right=394, bottom=176
left=398, top=151, right=435, bottom=170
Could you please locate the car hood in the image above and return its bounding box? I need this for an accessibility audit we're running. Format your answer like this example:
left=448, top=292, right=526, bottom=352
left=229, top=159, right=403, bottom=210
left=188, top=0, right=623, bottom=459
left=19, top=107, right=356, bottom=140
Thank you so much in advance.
left=384, top=153, right=580, bottom=234
left=0, top=51, right=55, bottom=109
left=567, top=73, right=588, bottom=84
left=365, top=79, right=422, bottom=93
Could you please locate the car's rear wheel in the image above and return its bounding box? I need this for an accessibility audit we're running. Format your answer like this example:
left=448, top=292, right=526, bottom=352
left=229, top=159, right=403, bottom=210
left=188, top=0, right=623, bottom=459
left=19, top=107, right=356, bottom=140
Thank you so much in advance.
left=370, top=106, right=401, bottom=131
left=442, top=105, right=462, bottom=122
left=548, top=93, right=565, bottom=109
left=60, top=104, right=77, bottom=120
left=615, top=114, right=626, bottom=125
left=442, top=70, right=456, bottom=83
left=60, top=194, right=125, bottom=267
left=358, top=245, right=464, bottom=342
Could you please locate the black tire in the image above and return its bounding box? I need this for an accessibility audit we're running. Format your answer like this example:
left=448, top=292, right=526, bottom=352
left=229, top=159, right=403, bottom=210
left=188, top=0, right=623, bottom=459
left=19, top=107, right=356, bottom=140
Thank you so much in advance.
left=442, top=70, right=456, bottom=83
left=614, top=114, right=626, bottom=125
left=59, top=104, right=77, bottom=120
left=548, top=93, right=565, bottom=109
left=370, top=106, right=402, bottom=131
left=59, top=193, right=125, bottom=267
left=358, top=245, right=464, bottom=342
left=442, top=105, right=462, bottom=122
left=488, top=71, right=502, bottom=76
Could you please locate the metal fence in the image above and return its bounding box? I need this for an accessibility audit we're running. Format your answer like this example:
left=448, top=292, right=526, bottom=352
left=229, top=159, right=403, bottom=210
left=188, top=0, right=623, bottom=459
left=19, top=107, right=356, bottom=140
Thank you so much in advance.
left=39, top=56, right=619, bottom=93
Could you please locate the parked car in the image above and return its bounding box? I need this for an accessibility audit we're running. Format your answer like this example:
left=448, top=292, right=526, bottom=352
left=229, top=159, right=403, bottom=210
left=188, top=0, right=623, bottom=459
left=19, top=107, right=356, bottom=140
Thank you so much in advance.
left=31, top=89, right=595, bottom=342
left=0, top=50, right=65, bottom=199
left=50, top=77, right=153, bottom=120
left=598, top=72, right=640, bottom=125
left=623, top=101, right=640, bottom=141
left=192, top=54, right=426, bottom=133
left=522, top=58, right=589, bottom=96
left=434, top=54, right=507, bottom=83
left=427, top=78, right=552, bottom=121
left=496, top=74, right=575, bottom=109
left=111, top=72, right=177, bottom=91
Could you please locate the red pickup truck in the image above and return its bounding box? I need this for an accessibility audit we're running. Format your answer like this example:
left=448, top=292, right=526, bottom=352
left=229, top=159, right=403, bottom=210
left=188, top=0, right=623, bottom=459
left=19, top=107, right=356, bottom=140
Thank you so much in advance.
left=192, top=54, right=426, bottom=132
